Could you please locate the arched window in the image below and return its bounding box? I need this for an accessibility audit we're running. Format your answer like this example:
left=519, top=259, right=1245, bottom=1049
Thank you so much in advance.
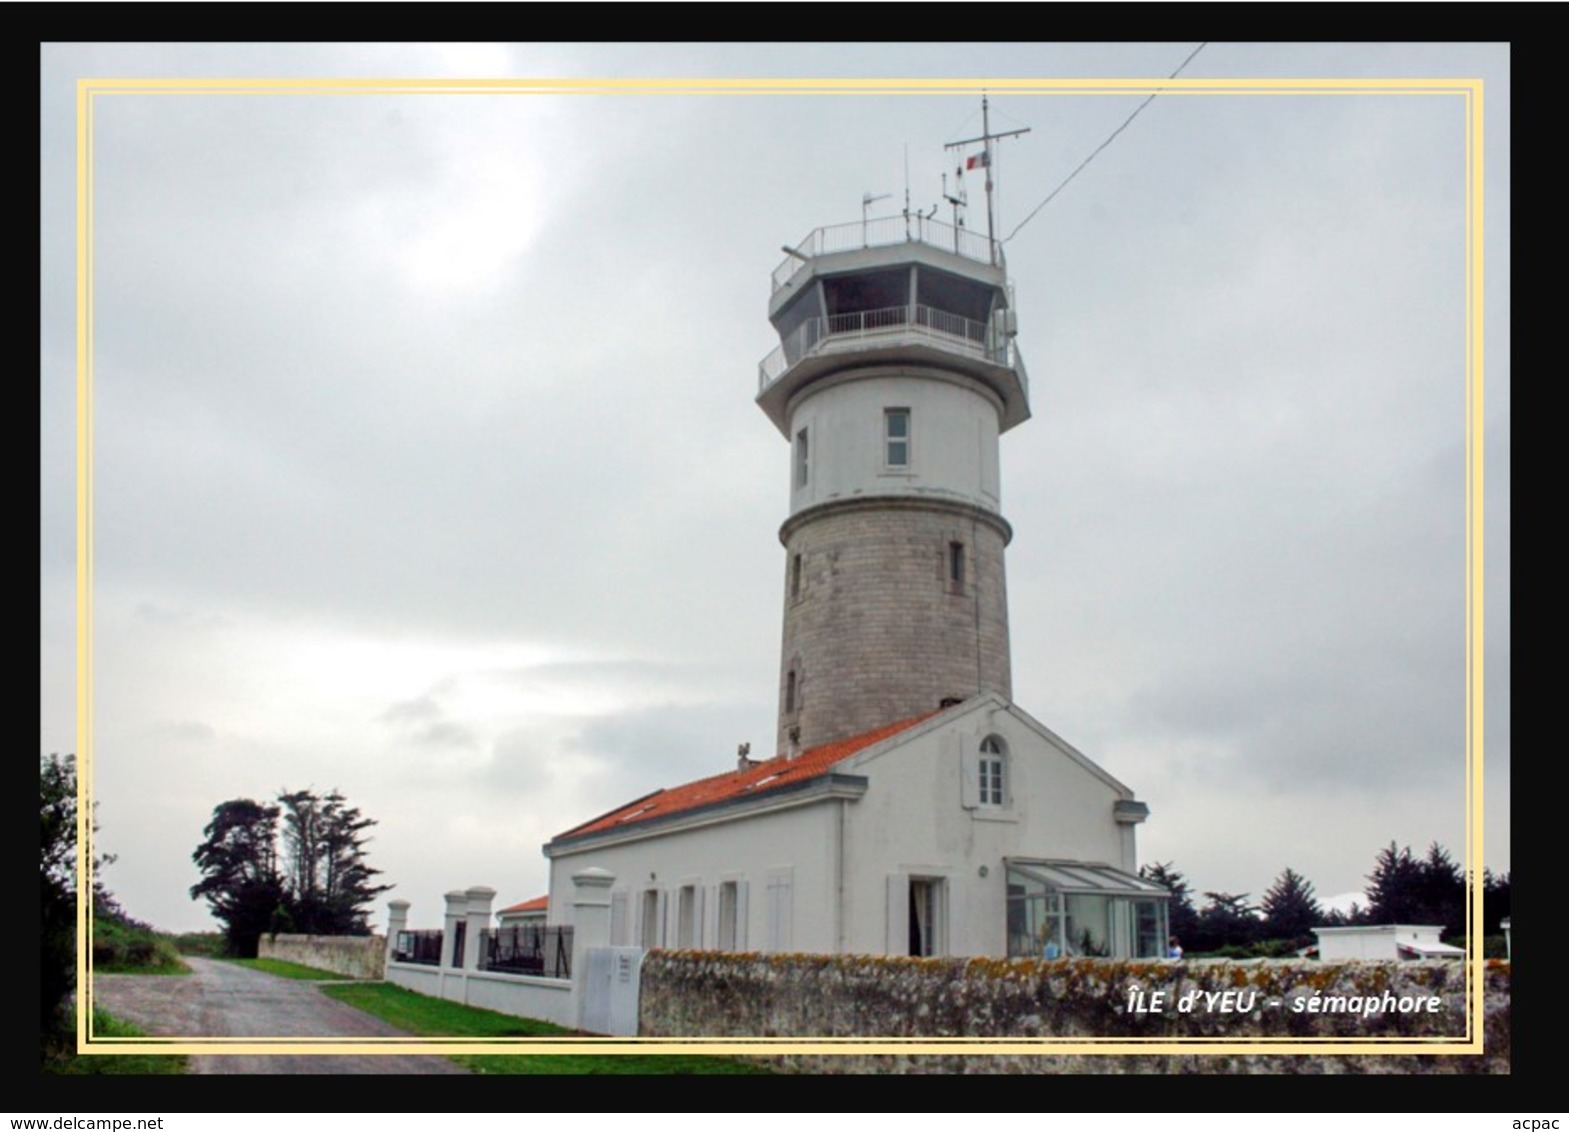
left=978, top=735, right=1006, bottom=807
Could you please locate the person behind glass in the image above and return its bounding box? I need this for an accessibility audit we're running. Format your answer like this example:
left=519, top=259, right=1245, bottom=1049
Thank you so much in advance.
left=1167, top=935, right=1183, bottom=959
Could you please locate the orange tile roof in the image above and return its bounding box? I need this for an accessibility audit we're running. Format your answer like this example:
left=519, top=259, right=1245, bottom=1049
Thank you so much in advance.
left=497, top=894, right=548, bottom=915
left=552, top=711, right=938, bottom=844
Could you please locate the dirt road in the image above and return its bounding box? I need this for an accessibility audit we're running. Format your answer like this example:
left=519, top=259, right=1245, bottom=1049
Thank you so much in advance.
left=90, top=957, right=469, bottom=1075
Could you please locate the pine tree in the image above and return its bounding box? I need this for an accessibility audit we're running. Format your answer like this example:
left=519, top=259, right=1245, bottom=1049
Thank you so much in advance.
left=1365, top=841, right=1424, bottom=923
left=1139, top=860, right=1198, bottom=948
left=1483, top=868, right=1511, bottom=936
left=1194, top=891, right=1261, bottom=953
left=1416, top=842, right=1465, bottom=938
left=1365, top=841, right=1466, bottom=939
left=1260, top=866, right=1323, bottom=947
left=194, top=788, right=391, bottom=951
left=190, top=798, right=287, bottom=957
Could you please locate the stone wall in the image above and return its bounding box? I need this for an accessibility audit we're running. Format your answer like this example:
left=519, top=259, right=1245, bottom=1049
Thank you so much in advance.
left=258, top=933, right=385, bottom=980
left=778, top=497, right=1012, bottom=752
left=639, top=951, right=1510, bottom=1074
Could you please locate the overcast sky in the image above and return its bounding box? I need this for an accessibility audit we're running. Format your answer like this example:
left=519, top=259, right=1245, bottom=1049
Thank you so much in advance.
left=40, top=43, right=1510, bottom=935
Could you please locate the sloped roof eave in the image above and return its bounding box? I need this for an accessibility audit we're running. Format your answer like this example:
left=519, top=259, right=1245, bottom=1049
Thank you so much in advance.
left=545, top=771, right=870, bottom=856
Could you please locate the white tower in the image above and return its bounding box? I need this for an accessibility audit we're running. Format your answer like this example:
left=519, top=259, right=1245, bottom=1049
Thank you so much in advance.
left=758, top=212, right=1031, bottom=755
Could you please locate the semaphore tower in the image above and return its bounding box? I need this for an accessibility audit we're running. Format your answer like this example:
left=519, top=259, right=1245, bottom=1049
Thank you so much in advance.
left=758, top=104, right=1032, bottom=756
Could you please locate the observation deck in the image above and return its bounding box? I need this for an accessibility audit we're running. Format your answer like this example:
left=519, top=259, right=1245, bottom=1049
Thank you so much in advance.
left=757, top=216, right=1031, bottom=437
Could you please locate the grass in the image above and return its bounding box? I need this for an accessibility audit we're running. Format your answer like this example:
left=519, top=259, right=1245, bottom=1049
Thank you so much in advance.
left=225, top=957, right=348, bottom=980
left=92, top=914, right=189, bottom=975
left=42, top=1010, right=187, bottom=1075
left=169, top=931, right=227, bottom=957
left=322, top=982, right=771, bottom=1075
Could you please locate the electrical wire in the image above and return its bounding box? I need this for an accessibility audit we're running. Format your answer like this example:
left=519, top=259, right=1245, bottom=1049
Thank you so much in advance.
left=1003, top=42, right=1208, bottom=244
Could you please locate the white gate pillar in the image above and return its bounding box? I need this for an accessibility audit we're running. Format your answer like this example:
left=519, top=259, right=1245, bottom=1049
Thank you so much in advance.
left=464, top=886, right=496, bottom=972
left=385, top=899, right=410, bottom=967
left=440, top=890, right=469, bottom=969
left=570, top=867, right=616, bottom=1028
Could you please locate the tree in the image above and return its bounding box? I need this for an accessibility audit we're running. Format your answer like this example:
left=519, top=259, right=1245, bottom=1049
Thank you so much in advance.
left=42, top=753, right=120, bottom=1052
left=41, top=754, right=78, bottom=1046
left=192, top=788, right=391, bottom=955
left=1365, top=841, right=1425, bottom=923
left=277, top=788, right=391, bottom=935
left=1139, top=860, right=1198, bottom=947
left=190, top=799, right=287, bottom=958
left=1260, top=866, right=1323, bottom=947
left=1483, top=868, right=1511, bottom=936
left=1192, top=891, right=1262, bottom=953
left=1365, top=841, right=1465, bottom=938
left=1415, top=842, right=1465, bottom=938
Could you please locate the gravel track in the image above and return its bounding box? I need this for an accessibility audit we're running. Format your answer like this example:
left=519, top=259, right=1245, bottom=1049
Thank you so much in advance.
left=90, top=956, right=469, bottom=1075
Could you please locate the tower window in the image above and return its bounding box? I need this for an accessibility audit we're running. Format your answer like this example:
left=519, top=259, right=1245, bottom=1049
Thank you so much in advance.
left=885, top=408, right=910, bottom=468
left=785, top=669, right=797, bottom=714
left=948, top=541, right=966, bottom=587
left=791, top=553, right=803, bottom=599
left=795, top=428, right=810, bottom=487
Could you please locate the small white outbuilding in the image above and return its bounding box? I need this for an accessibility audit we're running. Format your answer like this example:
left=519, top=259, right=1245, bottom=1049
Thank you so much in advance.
left=1312, top=924, right=1464, bottom=960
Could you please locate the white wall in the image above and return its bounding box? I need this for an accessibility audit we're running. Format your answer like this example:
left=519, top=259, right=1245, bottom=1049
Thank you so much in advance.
left=788, top=370, right=1003, bottom=517
left=547, top=799, right=841, bottom=954
left=544, top=697, right=1142, bottom=961
left=837, top=699, right=1135, bottom=957
left=384, top=961, right=574, bottom=1028
left=1315, top=926, right=1446, bottom=961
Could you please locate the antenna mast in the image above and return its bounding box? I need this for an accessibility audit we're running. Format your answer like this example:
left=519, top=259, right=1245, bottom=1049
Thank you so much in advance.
left=945, top=93, right=1030, bottom=265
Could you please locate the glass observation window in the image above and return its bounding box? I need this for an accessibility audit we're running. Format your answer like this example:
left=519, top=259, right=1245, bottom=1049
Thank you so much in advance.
left=1005, top=863, right=1170, bottom=960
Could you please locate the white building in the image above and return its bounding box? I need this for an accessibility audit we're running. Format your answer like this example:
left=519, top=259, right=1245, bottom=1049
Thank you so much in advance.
left=495, top=894, right=547, bottom=930
left=542, top=151, right=1168, bottom=960
left=1312, top=925, right=1466, bottom=961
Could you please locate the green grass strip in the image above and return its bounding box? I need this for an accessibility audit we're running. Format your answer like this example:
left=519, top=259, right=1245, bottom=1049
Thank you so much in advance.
left=43, top=1011, right=187, bottom=1075
left=322, top=982, right=770, bottom=1075
left=227, top=957, right=349, bottom=981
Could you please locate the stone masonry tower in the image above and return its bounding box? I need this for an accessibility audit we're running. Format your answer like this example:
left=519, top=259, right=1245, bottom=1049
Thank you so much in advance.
left=757, top=209, right=1031, bottom=756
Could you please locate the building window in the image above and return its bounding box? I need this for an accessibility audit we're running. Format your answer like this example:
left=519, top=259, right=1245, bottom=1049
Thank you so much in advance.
left=978, top=735, right=1005, bottom=807
left=795, top=427, right=809, bottom=487
left=908, top=878, right=945, bottom=956
left=885, top=408, right=910, bottom=468
left=1005, top=863, right=1171, bottom=960
left=948, top=541, right=966, bottom=588
left=785, top=669, right=797, bottom=714
left=791, top=553, right=803, bottom=599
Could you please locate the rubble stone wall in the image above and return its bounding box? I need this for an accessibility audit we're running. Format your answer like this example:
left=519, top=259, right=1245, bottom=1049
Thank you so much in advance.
left=639, top=951, right=1509, bottom=1074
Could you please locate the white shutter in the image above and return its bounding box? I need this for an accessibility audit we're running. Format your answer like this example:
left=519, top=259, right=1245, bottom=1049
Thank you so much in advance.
left=735, top=880, right=750, bottom=950
left=766, top=869, right=793, bottom=952
left=694, top=885, right=707, bottom=949
left=959, top=732, right=979, bottom=809
left=609, top=890, right=628, bottom=947
left=886, top=873, right=909, bottom=954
